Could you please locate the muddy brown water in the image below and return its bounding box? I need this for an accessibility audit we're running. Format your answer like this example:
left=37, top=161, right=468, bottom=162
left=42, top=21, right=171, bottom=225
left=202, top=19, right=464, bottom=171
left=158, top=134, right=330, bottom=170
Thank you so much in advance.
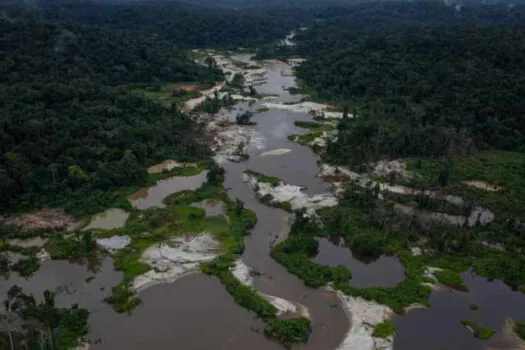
left=129, top=171, right=208, bottom=210
left=4, top=52, right=524, bottom=350
left=83, top=208, right=130, bottom=231
left=90, top=274, right=281, bottom=350
left=312, top=237, right=405, bottom=288
left=394, top=272, right=525, bottom=350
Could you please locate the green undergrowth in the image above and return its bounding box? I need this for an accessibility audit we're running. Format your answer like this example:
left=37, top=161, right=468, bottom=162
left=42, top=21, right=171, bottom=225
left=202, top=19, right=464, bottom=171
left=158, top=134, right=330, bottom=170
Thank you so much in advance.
left=264, top=317, right=311, bottom=343
left=372, top=320, right=396, bottom=338
left=460, top=319, right=496, bottom=340
left=244, top=170, right=282, bottom=187
left=131, top=82, right=204, bottom=108
left=434, top=269, right=468, bottom=291
left=255, top=107, right=270, bottom=114
left=406, top=150, right=525, bottom=223
left=269, top=181, right=525, bottom=314
left=259, top=193, right=293, bottom=213
left=288, top=121, right=334, bottom=151
left=0, top=242, right=42, bottom=277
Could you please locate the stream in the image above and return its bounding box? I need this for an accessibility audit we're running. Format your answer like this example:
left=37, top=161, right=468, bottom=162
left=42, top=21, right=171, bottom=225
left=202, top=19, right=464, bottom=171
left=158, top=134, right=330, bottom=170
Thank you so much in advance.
left=2, top=48, right=525, bottom=350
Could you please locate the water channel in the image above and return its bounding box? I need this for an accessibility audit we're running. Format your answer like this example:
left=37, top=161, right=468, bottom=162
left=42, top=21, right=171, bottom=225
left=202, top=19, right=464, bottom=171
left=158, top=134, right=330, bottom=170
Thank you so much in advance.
left=2, top=53, right=525, bottom=350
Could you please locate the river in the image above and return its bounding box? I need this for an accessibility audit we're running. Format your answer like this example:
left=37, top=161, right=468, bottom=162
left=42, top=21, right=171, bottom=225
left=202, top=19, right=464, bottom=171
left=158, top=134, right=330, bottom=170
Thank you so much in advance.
left=2, top=50, right=525, bottom=350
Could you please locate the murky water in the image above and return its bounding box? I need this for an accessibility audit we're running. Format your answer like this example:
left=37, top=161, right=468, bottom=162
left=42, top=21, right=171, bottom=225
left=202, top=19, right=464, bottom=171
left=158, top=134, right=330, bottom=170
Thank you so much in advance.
left=5, top=47, right=523, bottom=350
left=223, top=57, right=349, bottom=350
left=84, top=208, right=130, bottom=231
left=394, top=272, right=525, bottom=350
left=312, top=237, right=405, bottom=288
left=0, top=257, right=121, bottom=313
left=90, top=274, right=281, bottom=350
left=191, top=199, right=226, bottom=217
left=129, top=171, right=208, bottom=210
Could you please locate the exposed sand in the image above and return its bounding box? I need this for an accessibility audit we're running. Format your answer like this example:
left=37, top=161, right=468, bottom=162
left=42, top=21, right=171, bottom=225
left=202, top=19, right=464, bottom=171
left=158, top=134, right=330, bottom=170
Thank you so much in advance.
left=182, top=82, right=226, bottom=112
left=334, top=289, right=394, bottom=350
left=96, top=235, right=131, bottom=252
left=463, top=180, right=505, bottom=192
left=320, top=164, right=495, bottom=227
left=487, top=318, right=525, bottom=350
left=262, top=101, right=346, bottom=119
left=147, top=160, right=197, bottom=174
left=244, top=173, right=338, bottom=215
left=260, top=149, right=291, bottom=157
left=231, top=260, right=310, bottom=318
left=132, top=233, right=220, bottom=292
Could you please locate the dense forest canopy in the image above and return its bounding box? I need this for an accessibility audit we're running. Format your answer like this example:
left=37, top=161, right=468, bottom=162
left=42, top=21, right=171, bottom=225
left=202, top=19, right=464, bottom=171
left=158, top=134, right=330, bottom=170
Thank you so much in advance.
left=289, top=5, right=525, bottom=166
left=0, top=14, right=220, bottom=214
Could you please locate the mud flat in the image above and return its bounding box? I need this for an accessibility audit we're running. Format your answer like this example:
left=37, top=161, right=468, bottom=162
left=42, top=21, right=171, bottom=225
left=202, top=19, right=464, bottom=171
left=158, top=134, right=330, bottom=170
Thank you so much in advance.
left=3, top=207, right=79, bottom=231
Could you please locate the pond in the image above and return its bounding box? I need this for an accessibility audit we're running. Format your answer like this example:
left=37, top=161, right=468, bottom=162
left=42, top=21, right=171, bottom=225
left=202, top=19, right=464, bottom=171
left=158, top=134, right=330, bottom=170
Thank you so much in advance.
left=312, top=237, right=405, bottom=288
left=129, top=171, right=208, bottom=210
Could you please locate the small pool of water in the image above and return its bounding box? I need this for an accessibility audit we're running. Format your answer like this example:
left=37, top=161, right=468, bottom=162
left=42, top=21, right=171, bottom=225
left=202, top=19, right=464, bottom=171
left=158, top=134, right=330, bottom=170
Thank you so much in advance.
left=312, top=237, right=405, bottom=288
left=84, top=208, right=130, bottom=231
left=191, top=199, right=226, bottom=217
left=129, top=171, right=208, bottom=210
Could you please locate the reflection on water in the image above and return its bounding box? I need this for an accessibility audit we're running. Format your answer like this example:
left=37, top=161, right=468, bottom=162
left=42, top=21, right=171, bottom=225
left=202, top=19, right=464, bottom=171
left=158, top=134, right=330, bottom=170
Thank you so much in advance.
left=129, top=171, right=208, bottom=210
left=0, top=258, right=121, bottom=311
left=394, top=272, right=525, bottom=350
left=91, top=273, right=282, bottom=350
left=312, top=237, right=405, bottom=288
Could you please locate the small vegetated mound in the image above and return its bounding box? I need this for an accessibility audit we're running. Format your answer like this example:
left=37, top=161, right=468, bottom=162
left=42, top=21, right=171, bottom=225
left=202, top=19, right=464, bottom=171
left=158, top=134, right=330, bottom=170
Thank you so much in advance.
left=244, top=169, right=282, bottom=187
left=45, top=231, right=98, bottom=260
left=460, top=319, right=496, bottom=340
left=433, top=269, right=468, bottom=291
left=264, top=317, right=311, bottom=343
left=372, top=320, right=396, bottom=338
left=514, top=320, right=525, bottom=341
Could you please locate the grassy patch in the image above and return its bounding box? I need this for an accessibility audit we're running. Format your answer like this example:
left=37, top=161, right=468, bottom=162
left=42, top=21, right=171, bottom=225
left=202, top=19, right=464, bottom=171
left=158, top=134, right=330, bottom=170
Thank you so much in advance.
left=244, top=170, right=282, bottom=187
left=10, top=255, right=40, bottom=277
left=131, top=83, right=202, bottom=108
left=460, top=319, right=496, bottom=340
left=372, top=320, right=395, bottom=338
left=514, top=319, right=525, bottom=340
left=255, top=107, right=270, bottom=114
left=294, top=121, right=325, bottom=129
left=45, top=232, right=97, bottom=260
left=434, top=269, right=468, bottom=291
left=406, top=150, right=525, bottom=222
